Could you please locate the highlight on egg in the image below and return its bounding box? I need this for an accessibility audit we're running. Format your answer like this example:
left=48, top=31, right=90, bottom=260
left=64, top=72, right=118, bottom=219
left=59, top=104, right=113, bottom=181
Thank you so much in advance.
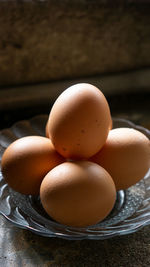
left=40, top=161, right=116, bottom=227
left=1, top=136, right=65, bottom=195
left=47, top=83, right=112, bottom=159
left=90, top=128, right=150, bottom=191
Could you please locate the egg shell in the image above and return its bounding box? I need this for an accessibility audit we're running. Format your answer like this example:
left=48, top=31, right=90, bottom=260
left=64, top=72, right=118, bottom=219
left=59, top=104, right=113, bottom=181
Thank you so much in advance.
left=40, top=161, right=116, bottom=227
left=1, top=136, right=65, bottom=195
left=47, top=83, right=112, bottom=159
left=90, top=128, right=150, bottom=191
left=45, top=121, right=49, bottom=138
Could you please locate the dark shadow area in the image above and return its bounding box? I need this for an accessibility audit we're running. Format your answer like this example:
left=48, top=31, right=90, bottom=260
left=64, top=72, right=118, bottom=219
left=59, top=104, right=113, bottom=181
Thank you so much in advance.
left=0, top=91, right=149, bottom=130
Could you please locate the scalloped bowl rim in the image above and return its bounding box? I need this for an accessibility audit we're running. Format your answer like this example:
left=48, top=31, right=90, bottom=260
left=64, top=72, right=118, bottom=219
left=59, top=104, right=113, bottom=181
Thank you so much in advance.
left=0, top=115, right=150, bottom=240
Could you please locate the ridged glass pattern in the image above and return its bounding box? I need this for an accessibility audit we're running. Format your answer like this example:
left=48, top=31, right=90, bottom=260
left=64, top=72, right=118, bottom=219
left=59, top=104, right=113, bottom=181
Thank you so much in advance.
left=0, top=115, right=150, bottom=240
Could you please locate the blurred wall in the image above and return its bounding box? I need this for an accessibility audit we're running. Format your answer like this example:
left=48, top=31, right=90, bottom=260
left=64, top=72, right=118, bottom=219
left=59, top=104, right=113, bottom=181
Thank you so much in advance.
left=0, top=0, right=150, bottom=86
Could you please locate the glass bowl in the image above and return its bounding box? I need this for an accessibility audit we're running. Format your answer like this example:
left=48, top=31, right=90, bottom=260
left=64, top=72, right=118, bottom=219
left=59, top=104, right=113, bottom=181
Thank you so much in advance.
left=0, top=115, right=150, bottom=240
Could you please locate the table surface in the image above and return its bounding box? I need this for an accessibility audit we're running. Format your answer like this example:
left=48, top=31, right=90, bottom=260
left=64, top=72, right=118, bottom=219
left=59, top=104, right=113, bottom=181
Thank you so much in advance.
left=0, top=92, right=150, bottom=267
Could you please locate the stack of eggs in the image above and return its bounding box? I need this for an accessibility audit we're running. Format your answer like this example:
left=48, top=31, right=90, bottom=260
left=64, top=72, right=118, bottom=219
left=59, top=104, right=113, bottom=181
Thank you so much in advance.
left=1, top=84, right=150, bottom=227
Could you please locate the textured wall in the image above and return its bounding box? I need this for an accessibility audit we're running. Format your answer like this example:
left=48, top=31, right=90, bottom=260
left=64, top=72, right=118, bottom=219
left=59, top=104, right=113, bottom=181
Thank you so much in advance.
left=0, top=0, right=150, bottom=86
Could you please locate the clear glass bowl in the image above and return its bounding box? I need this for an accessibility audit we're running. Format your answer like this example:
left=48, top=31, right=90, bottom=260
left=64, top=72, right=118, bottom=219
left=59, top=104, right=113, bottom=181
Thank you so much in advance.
left=0, top=115, right=150, bottom=240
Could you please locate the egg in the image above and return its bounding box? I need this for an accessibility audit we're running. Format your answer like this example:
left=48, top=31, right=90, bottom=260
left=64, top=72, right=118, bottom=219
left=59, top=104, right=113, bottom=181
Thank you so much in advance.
left=45, top=120, right=49, bottom=138
left=40, top=161, right=116, bottom=227
left=1, top=136, right=65, bottom=195
left=47, top=83, right=112, bottom=159
left=90, top=128, right=150, bottom=191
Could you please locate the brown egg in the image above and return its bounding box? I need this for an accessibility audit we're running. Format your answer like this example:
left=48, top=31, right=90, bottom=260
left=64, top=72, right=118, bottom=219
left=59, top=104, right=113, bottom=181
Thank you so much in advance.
left=109, top=118, right=113, bottom=130
left=45, top=120, right=49, bottom=138
left=90, top=128, right=150, bottom=191
left=1, top=136, right=65, bottom=195
left=47, top=83, right=112, bottom=159
left=40, top=161, right=116, bottom=227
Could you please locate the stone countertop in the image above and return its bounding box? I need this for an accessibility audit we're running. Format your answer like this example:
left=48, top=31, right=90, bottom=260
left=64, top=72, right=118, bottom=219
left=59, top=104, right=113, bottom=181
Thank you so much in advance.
left=0, top=92, right=150, bottom=266
left=0, top=217, right=150, bottom=267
